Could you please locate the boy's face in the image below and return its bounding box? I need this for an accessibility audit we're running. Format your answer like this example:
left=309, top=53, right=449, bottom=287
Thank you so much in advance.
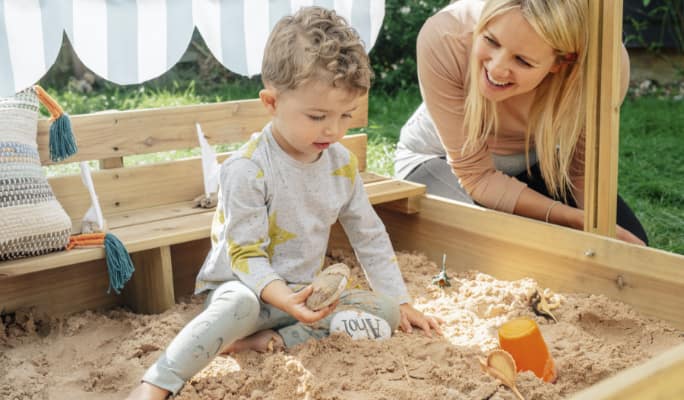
left=260, top=80, right=360, bottom=163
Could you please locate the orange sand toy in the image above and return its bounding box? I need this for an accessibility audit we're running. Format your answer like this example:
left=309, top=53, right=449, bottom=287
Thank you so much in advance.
left=498, top=318, right=557, bottom=383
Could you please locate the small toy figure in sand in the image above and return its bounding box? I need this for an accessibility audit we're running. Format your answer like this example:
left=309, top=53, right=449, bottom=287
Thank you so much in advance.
left=530, top=289, right=561, bottom=322
left=431, top=253, right=452, bottom=288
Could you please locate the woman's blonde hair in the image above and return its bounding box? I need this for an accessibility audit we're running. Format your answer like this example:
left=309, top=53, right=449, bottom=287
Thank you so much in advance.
left=261, top=6, right=373, bottom=95
left=463, top=0, right=587, bottom=201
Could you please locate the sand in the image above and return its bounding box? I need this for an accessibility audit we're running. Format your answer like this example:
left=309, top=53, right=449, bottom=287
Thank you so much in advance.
left=1, top=250, right=682, bottom=400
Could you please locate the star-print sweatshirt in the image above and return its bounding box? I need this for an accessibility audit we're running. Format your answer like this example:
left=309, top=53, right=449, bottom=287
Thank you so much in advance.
left=195, top=124, right=411, bottom=305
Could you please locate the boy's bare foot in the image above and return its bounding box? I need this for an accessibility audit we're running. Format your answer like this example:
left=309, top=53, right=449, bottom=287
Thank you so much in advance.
left=125, top=382, right=170, bottom=400
left=222, top=329, right=285, bottom=354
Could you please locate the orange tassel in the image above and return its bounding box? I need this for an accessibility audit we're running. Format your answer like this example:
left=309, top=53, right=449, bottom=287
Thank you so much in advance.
left=33, top=85, right=64, bottom=121
left=66, top=232, right=135, bottom=294
left=33, top=84, right=77, bottom=162
left=67, top=232, right=106, bottom=250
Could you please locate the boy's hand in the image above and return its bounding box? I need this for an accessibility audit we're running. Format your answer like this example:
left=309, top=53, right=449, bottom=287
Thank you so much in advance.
left=262, top=280, right=337, bottom=324
left=286, top=285, right=338, bottom=324
left=399, top=303, right=444, bottom=338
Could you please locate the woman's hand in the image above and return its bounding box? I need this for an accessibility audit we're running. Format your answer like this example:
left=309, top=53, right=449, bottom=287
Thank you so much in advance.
left=569, top=209, right=645, bottom=246
left=548, top=201, right=646, bottom=246
left=616, top=225, right=646, bottom=246
left=399, top=303, right=444, bottom=337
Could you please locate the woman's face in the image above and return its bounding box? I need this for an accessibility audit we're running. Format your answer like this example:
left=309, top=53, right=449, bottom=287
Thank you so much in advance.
left=473, top=8, right=560, bottom=102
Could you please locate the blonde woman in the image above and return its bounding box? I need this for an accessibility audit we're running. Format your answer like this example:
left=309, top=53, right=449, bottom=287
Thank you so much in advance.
left=395, top=0, right=647, bottom=245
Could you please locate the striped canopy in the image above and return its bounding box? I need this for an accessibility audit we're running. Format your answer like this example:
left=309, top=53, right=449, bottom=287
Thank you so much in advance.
left=0, top=0, right=385, bottom=97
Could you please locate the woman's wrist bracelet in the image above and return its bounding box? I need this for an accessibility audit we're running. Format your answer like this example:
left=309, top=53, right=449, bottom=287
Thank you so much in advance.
left=545, top=200, right=561, bottom=223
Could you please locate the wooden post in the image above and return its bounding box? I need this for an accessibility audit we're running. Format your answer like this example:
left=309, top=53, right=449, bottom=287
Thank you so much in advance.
left=583, top=0, right=624, bottom=238
left=123, top=246, right=175, bottom=314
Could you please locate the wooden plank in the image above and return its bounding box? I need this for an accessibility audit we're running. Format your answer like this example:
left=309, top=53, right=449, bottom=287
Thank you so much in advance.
left=80, top=169, right=378, bottom=232
left=339, top=133, right=368, bottom=172
left=594, top=1, right=623, bottom=238
left=0, top=211, right=215, bottom=278
left=0, top=247, right=106, bottom=278
left=584, top=0, right=623, bottom=237
left=583, top=0, right=600, bottom=231
left=0, top=171, right=404, bottom=278
left=50, top=157, right=207, bottom=219
left=124, top=246, right=175, bottom=314
left=365, top=179, right=426, bottom=205
left=104, top=201, right=207, bottom=229
left=377, top=195, right=684, bottom=328
left=49, top=134, right=368, bottom=219
left=569, top=342, right=684, bottom=400
left=360, top=171, right=390, bottom=184
left=98, top=212, right=215, bottom=254
left=102, top=201, right=199, bottom=229
left=37, top=95, right=368, bottom=165
left=377, top=196, right=422, bottom=214
left=0, top=259, right=123, bottom=314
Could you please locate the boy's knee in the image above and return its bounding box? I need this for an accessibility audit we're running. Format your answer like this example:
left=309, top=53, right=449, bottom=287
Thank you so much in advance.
left=378, top=295, right=401, bottom=331
left=341, top=290, right=400, bottom=331
left=210, top=283, right=261, bottom=325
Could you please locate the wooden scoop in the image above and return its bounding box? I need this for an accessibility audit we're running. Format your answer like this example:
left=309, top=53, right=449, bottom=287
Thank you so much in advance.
left=479, top=349, right=525, bottom=400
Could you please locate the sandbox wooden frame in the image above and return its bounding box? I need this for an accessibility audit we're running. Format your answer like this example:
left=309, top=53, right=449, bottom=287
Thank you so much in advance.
left=1, top=1, right=682, bottom=398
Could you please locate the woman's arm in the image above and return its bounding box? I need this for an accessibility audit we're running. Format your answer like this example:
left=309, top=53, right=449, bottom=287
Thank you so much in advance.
left=514, top=187, right=583, bottom=229
left=515, top=187, right=645, bottom=245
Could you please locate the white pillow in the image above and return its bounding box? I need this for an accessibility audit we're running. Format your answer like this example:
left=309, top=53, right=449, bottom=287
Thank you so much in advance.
left=0, top=88, right=72, bottom=260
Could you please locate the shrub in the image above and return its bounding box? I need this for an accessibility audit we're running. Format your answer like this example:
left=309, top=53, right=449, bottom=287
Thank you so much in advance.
left=369, top=0, right=451, bottom=95
left=624, top=0, right=684, bottom=78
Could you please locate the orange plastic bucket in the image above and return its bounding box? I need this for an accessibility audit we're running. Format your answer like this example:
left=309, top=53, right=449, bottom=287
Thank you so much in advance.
left=498, top=318, right=557, bottom=382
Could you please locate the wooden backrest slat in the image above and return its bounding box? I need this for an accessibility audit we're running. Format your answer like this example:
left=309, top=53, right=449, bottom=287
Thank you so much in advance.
left=50, top=134, right=367, bottom=220
left=37, top=95, right=368, bottom=165
left=51, top=158, right=207, bottom=220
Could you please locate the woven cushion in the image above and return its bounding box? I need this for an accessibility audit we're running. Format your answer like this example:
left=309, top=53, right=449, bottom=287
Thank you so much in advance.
left=0, top=88, right=72, bottom=261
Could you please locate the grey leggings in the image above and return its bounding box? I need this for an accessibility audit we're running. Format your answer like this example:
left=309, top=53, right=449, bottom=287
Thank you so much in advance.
left=143, top=280, right=400, bottom=394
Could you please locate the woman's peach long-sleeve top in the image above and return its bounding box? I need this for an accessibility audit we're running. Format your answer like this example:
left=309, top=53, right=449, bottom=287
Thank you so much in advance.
left=414, top=0, right=628, bottom=212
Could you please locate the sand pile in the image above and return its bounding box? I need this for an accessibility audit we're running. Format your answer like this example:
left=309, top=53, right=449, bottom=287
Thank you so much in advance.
left=1, top=251, right=682, bottom=400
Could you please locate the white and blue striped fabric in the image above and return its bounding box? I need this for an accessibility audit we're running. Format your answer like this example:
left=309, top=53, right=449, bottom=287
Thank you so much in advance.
left=0, top=0, right=385, bottom=97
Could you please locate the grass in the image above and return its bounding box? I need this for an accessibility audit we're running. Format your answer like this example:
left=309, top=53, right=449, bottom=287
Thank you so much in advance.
left=44, top=81, right=683, bottom=255
left=363, top=85, right=422, bottom=175
left=619, top=97, right=684, bottom=254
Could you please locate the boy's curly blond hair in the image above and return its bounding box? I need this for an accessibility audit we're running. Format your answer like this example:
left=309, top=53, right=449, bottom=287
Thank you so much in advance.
left=261, top=6, right=373, bottom=94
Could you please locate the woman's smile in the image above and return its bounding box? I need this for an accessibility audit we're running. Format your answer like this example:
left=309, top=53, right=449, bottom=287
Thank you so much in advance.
left=484, top=68, right=513, bottom=87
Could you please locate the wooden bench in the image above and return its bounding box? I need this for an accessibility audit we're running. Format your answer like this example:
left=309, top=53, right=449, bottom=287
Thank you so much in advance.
left=0, top=95, right=425, bottom=315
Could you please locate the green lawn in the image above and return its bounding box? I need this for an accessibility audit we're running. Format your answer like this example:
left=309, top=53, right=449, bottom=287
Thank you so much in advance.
left=619, top=97, right=684, bottom=254
left=45, top=82, right=683, bottom=255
